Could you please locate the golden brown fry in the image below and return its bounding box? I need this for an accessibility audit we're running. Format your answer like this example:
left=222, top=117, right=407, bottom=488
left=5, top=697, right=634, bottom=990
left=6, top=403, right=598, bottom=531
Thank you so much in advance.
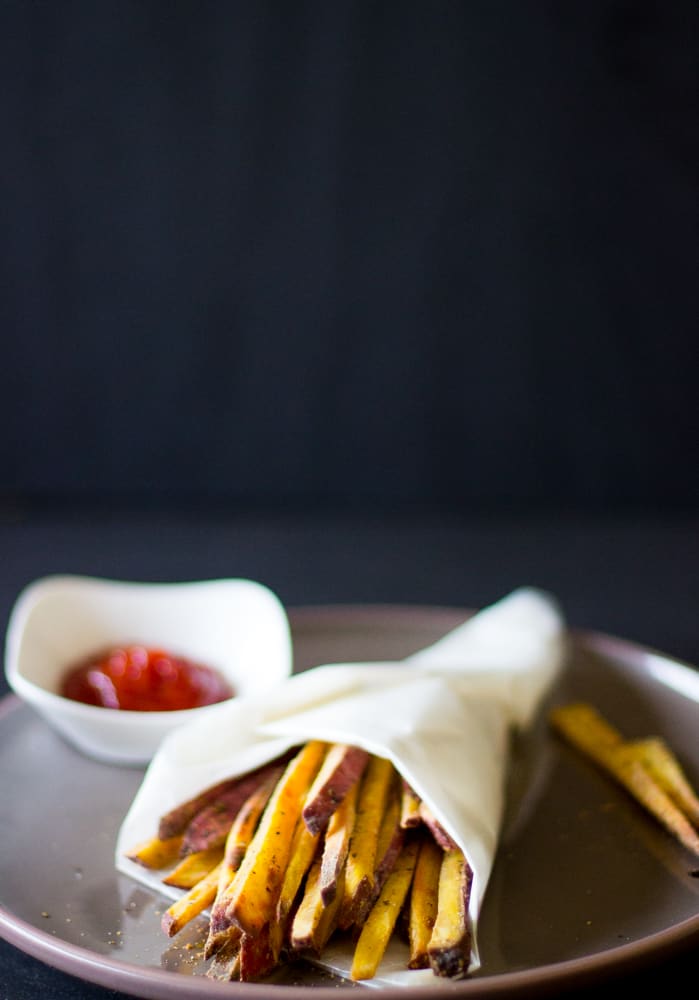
left=338, top=754, right=396, bottom=928
left=370, top=783, right=404, bottom=903
left=162, top=846, right=224, bottom=888
left=218, top=740, right=328, bottom=938
left=408, top=834, right=442, bottom=969
left=400, top=780, right=422, bottom=829
left=161, top=860, right=223, bottom=938
left=271, top=818, right=320, bottom=960
left=613, top=747, right=699, bottom=856
left=126, top=833, right=184, bottom=870
left=350, top=837, right=419, bottom=981
left=206, top=773, right=278, bottom=954
left=627, top=737, right=699, bottom=828
left=302, top=743, right=370, bottom=835
left=427, top=847, right=472, bottom=979
left=318, top=778, right=359, bottom=904
left=551, top=703, right=699, bottom=856
left=314, top=865, right=346, bottom=953
left=288, top=855, right=326, bottom=953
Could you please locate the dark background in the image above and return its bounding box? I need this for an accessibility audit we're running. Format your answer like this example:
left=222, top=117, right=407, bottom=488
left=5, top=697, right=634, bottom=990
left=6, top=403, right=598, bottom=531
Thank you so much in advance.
left=1, top=0, right=697, bottom=517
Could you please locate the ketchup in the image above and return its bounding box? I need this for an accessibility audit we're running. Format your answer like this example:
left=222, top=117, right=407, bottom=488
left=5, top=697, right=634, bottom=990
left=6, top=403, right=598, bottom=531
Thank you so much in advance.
left=60, top=645, right=234, bottom=712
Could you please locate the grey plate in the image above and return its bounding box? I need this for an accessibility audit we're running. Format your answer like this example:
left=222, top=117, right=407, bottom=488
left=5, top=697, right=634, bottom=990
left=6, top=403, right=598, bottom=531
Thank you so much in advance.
left=1, top=605, right=698, bottom=999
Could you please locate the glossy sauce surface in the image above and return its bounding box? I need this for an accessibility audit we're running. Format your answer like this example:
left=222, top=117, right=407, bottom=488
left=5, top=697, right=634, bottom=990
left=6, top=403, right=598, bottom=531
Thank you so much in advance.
left=60, top=645, right=234, bottom=711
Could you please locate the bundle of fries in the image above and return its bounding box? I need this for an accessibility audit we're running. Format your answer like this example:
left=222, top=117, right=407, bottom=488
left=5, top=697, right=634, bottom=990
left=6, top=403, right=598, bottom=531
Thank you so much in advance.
left=550, top=703, right=699, bottom=857
left=127, top=741, right=473, bottom=982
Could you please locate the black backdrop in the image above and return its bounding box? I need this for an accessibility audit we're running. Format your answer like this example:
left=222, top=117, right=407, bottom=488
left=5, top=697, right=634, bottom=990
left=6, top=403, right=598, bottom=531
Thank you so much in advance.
left=1, top=1, right=697, bottom=515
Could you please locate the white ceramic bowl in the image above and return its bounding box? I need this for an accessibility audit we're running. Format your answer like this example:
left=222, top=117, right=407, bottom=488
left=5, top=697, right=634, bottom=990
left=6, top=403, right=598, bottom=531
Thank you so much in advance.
left=4, top=574, right=293, bottom=765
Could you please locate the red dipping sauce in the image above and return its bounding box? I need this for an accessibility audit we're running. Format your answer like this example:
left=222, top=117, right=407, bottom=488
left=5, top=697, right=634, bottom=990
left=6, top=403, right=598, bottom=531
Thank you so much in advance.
left=60, top=645, right=234, bottom=712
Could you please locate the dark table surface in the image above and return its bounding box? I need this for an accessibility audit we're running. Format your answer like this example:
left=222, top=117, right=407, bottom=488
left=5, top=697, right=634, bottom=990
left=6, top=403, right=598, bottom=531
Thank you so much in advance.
left=1, top=506, right=697, bottom=999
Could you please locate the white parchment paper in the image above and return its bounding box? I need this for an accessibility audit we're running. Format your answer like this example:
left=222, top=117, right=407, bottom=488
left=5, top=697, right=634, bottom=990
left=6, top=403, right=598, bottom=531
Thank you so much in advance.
left=115, top=587, right=567, bottom=987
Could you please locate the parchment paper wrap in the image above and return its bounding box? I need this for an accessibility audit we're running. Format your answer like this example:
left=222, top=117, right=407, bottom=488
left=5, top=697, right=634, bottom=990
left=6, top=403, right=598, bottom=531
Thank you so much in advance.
left=115, top=587, right=567, bottom=987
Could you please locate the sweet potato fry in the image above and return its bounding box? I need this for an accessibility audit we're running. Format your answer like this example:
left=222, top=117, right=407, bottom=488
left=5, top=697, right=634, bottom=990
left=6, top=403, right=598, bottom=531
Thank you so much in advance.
left=408, top=834, right=442, bottom=969
left=350, top=836, right=419, bottom=981
left=218, top=740, right=328, bottom=938
left=550, top=703, right=699, bottom=856
left=180, top=758, right=286, bottom=855
left=206, top=774, right=277, bottom=955
left=418, top=802, right=458, bottom=850
left=319, top=779, right=359, bottom=904
left=271, top=818, right=320, bottom=959
left=627, top=737, right=699, bottom=828
left=371, top=783, right=404, bottom=903
left=162, top=846, right=224, bottom=889
left=400, top=780, right=422, bottom=828
left=338, top=753, right=396, bottom=928
left=158, top=777, right=246, bottom=840
left=302, top=743, right=370, bottom=835
left=125, top=833, right=184, bottom=870
left=427, top=847, right=472, bottom=979
left=161, top=860, right=223, bottom=938
left=239, top=925, right=278, bottom=982
left=288, top=855, right=326, bottom=953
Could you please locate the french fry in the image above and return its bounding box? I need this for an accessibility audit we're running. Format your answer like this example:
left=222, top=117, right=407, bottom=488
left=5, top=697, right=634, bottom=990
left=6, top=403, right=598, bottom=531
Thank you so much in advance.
left=627, top=737, right=699, bottom=827
left=350, top=837, right=419, bottom=981
left=125, top=833, right=184, bottom=870
left=161, top=860, right=223, bottom=938
left=271, top=818, right=320, bottom=959
left=162, top=846, right=224, bottom=888
left=206, top=774, right=277, bottom=956
left=302, top=743, right=370, bottom=835
left=408, top=834, right=442, bottom=969
left=418, top=801, right=459, bottom=850
left=314, top=864, right=346, bottom=953
left=158, top=776, right=248, bottom=840
left=370, top=783, right=404, bottom=904
left=400, top=780, right=422, bottom=828
left=550, top=703, right=699, bottom=856
left=239, top=925, right=277, bottom=982
left=180, top=758, right=288, bottom=855
left=338, top=754, right=396, bottom=928
left=288, top=855, right=326, bottom=953
left=217, top=740, right=328, bottom=938
left=318, top=778, right=359, bottom=904
left=427, top=847, right=472, bottom=979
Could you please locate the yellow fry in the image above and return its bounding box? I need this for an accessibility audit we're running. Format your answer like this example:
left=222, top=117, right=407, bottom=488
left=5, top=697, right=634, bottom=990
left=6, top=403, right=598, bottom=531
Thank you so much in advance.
left=613, top=747, right=699, bottom=856
left=627, top=737, right=699, bottom=828
left=270, top=819, right=320, bottom=960
left=408, top=834, right=442, bottom=969
left=551, top=703, right=699, bottom=856
left=428, top=847, right=472, bottom=979
left=162, top=846, right=224, bottom=888
left=400, top=780, right=422, bottom=828
left=161, top=860, right=223, bottom=938
left=339, top=754, right=396, bottom=928
left=288, top=855, right=326, bottom=953
left=219, top=740, right=328, bottom=937
left=125, top=834, right=184, bottom=870
left=218, top=770, right=280, bottom=891
left=350, top=837, right=419, bottom=981
left=319, top=778, right=359, bottom=904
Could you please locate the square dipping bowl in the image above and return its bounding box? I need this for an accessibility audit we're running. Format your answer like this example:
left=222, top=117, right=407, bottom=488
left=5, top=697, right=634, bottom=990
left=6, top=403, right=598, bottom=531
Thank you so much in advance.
left=4, top=575, right=293, bottom=766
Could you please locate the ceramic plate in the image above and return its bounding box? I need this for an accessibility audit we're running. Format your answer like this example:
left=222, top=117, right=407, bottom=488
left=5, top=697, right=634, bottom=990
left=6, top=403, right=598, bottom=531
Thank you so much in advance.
left=1, top=605, right=698, bottom=999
